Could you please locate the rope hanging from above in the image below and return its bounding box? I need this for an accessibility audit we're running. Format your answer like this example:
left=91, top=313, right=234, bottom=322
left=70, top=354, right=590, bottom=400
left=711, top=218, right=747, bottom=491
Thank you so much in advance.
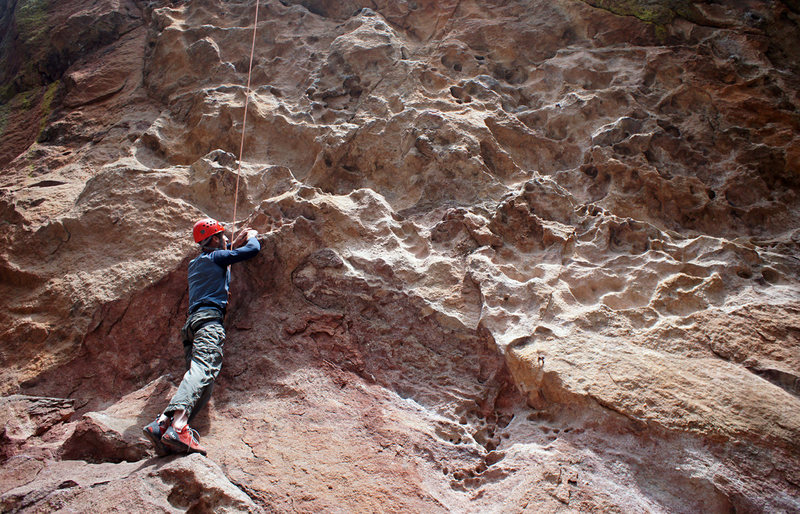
left=231, top=0, right=261, bottom=244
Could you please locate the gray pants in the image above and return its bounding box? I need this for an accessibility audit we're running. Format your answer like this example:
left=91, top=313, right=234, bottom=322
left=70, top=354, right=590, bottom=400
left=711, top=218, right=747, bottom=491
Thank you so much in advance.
left=164, top=308, right=225, bottom=422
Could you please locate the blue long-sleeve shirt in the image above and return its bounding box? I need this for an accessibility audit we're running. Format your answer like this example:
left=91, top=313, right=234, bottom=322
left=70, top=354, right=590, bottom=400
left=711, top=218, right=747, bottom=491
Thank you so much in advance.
left=187, top=237, right=261, bottom=315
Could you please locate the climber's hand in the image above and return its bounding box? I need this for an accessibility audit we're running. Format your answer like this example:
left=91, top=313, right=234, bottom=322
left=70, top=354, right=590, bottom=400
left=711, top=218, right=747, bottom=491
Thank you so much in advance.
left=232, top=227, right=255, bottom=248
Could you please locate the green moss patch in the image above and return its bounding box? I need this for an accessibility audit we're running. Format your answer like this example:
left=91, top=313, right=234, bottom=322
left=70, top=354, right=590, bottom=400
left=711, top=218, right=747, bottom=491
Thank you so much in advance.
left=0, top=0, right=52, bottom=102
left=38, top=80, right=59, bottom=137
left=15, top=0, right=50, bottom=47
left=581, top=0, right=708, bottom=31
left=0, top=102, right=9, bottom=138
left=0, top=80, right=58, bottom=141
left=586, top=0, right=678, bottom=25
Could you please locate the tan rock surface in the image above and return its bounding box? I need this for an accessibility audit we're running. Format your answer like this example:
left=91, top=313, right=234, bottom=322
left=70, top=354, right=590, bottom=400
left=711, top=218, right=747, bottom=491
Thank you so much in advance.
left=1, top=0, right=799, bottom=511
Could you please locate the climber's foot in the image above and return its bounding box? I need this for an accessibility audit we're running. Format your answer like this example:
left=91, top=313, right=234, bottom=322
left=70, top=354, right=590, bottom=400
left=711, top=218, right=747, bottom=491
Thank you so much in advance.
left=142, top=418, right=172, bottom=456
left=161, top=425, right=207, bottom=456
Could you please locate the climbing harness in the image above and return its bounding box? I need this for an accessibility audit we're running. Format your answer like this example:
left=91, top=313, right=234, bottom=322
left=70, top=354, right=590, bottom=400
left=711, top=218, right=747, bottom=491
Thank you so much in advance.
left=230, top=0, right=261, bottom=244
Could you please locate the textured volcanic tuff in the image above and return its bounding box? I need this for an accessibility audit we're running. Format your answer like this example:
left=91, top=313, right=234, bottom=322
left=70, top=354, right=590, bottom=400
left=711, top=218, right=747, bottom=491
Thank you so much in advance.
left=1, top=0, right=799, bottom=511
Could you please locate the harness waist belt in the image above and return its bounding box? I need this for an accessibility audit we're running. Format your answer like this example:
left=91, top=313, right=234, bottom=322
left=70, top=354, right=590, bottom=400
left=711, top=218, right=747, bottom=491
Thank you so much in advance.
left=189, top=302, right=226, bottom=315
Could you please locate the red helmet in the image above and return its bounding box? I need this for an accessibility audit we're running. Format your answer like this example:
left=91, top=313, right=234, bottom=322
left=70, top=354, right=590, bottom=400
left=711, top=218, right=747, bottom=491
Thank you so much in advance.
left=193, top=218, right=225, bottom=243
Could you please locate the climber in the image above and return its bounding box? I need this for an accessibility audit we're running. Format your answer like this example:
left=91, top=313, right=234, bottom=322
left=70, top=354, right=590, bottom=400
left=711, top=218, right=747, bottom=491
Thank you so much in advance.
left=142, top=218, right=260, bottom=456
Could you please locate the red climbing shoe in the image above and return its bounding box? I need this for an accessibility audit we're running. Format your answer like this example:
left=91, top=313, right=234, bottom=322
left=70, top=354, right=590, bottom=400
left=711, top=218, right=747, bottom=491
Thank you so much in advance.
left=161, top=425, right=207, bottom=456
left=142, top=417, right=172, bottom=456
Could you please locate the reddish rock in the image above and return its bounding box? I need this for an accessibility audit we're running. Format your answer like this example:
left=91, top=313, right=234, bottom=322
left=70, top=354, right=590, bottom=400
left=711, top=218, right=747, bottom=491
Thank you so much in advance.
left=0, top=0, right=799, bottom=511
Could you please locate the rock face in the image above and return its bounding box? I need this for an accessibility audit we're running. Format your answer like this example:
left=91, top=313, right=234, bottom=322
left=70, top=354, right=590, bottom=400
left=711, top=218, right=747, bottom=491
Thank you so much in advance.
left=1, top=0, right=799, bottom=511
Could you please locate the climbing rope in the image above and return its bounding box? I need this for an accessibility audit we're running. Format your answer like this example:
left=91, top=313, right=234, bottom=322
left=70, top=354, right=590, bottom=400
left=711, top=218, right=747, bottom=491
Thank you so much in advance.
left=230, top=0, right=261, bottom=244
